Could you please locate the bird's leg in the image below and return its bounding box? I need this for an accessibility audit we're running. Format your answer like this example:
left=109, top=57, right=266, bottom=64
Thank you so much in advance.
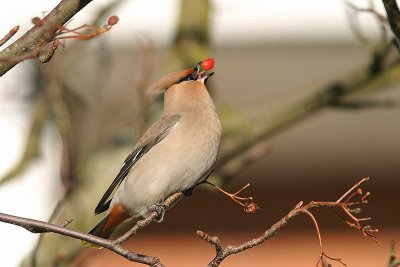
left=149, top=203, right=166, bottom=222
left=205, top=181, right=260, bottom=213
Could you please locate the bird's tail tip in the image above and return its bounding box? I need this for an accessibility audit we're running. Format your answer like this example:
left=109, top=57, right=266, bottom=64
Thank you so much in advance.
left=80, top=240, right=103, bottom=249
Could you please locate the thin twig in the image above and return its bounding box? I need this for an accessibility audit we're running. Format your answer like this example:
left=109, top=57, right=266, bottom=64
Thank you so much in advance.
left=0, top=0, right=92, bottom=75
left=206, top=182, right=260, bottom=213
left=0, top=0, right=117, bottom=76
left=200, top=178, right=377, bottom=267
left=0, top=26, right=19, bottom=47
left=345, top=0, right=388, bottom=47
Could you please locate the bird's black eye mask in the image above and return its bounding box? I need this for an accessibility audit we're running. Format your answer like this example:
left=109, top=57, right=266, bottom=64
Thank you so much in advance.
left=179, top=64, right=200, bottom=83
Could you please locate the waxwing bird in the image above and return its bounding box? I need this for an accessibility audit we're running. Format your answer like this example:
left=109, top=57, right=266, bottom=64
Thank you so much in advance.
left=86, top=58, right=221, bottom=240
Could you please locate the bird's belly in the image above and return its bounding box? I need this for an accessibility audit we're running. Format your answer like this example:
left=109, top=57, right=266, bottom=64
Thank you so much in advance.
left=114, top=129, right=219, bottom=217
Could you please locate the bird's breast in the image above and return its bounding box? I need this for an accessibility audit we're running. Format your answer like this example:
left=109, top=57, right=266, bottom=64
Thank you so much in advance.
left=115, top=109, right=221, bottom=216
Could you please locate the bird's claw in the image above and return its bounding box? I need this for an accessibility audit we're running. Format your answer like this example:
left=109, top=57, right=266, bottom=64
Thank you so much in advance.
left=150, top=203, right=166, bottom=222
left=183, top=188, right=193, bottom=198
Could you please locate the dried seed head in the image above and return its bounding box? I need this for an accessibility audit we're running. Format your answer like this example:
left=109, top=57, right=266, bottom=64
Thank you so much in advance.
left=32, top=17, right=43, bottom=26
left=108, top=15, right=119, bottom=26
left=244, top=202, right=260, bottom=213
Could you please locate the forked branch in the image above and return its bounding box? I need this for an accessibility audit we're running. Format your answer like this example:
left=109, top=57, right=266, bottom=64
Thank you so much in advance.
left=0, top=0, right=118, bottom=76
left=206, top=181, right=260, bottom=213
left=198, top=177, right=378, bottom=267
left=0, top=192, right=183, bottom=267
left=0, top=178, right=377, bottom=267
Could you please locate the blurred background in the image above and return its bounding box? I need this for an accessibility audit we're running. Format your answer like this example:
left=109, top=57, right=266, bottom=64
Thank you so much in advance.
left=0, top=0, right=399, bottom=266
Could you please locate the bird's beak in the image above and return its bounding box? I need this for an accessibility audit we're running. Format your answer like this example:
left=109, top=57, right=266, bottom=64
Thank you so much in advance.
left=202, top=71, right=214, bottom=85
left=190, top=60, right=215, bottom=83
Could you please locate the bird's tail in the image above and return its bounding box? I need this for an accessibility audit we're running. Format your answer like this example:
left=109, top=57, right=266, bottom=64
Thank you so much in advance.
left=80, top=215, right=113, bottom=248
left=81, top=203, right=130, bottom=248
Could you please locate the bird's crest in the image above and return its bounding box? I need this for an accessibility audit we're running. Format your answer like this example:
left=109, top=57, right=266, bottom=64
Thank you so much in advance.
left=148, top=58, right=215, bottom=95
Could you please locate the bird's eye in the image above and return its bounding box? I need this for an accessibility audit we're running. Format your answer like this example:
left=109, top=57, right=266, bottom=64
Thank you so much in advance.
left=179, top=74, right=194, bottom=83
left=178, top=64, right=200, bottom=83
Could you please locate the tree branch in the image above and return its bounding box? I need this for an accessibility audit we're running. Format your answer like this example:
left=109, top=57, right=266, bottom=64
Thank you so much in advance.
left=0, top=0, right=93, bottom=76
left=0, top=215, right=164, bottom=267
left=0, top=177, right=379, bottom=267
left=0, top=192, right=183, bottom=267
left=198, top=177, right=378, bottom=267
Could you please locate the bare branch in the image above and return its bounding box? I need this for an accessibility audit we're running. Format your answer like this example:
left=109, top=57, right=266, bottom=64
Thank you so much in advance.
left=199, top=177, right=377, bottom=267
left=0, top=212, right=161, bottom=266
left=0, top=0, right=91, bottom=75
left=0, top=193, right=185, bottom=267
left=0, top=26, right=19, bottom=47
left=0, top=0, right=117, bottom=76
left=206, top=182, right=260, bottom=213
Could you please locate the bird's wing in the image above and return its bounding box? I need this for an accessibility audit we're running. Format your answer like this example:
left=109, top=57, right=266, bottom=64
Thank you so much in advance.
left=94, top=114, right=182, bottom=215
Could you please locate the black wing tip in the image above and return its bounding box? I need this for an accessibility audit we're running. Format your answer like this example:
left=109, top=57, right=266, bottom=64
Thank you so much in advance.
left=95, top=199, right=111, bottom=215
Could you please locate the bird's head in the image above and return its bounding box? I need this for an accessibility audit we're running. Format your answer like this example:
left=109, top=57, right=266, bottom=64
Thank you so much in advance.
left=149, top=58, right=216, bottom=114
left=148, top=58, right=215, bottom=95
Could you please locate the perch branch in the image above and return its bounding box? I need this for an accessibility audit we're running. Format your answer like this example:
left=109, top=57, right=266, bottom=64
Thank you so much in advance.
left=198, top=177, right=377, bottom=267
left=0, top=212, right=162, bottom=266
left=112, top=192, right=183, bottom=245
left=0, top=192, right=183, bottom=267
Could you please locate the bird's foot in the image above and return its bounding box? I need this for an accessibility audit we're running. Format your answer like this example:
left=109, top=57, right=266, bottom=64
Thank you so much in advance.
left=206, top=181, right=260, bottom=213
left=150, top=203, right=166, bottom=222
left=183, top=188, right=193, bottom=198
